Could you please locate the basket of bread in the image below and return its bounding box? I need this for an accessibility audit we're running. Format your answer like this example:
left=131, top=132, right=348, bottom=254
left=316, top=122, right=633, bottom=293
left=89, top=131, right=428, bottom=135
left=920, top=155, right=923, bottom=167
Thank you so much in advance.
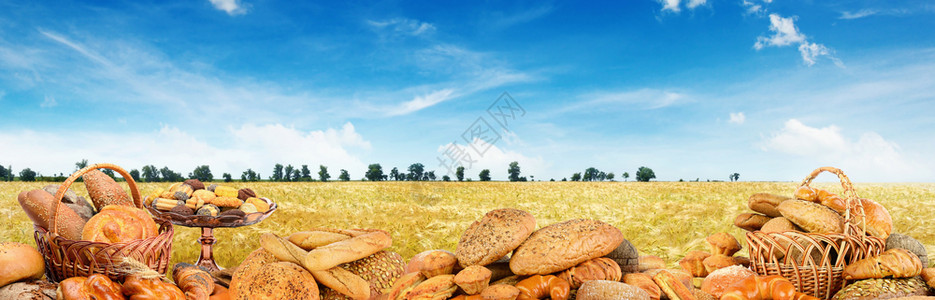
left=21, top=163, right=174, bottom=283
left=741, top=166, right=888, bottom=299
left=143, top=180, right=276, bottom=228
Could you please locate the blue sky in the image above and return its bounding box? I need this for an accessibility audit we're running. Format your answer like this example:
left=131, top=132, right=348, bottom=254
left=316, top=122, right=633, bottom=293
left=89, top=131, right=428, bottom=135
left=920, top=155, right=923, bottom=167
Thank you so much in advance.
left=1, top=0, right=934, bottom=182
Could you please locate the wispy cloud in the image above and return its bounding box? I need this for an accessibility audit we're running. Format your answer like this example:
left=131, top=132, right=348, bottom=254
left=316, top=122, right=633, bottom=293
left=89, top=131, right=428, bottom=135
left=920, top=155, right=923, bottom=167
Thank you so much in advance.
left=729, top=112, right=745, bottom=124
left=208, top=0, right=247, bottom=16
left=754, top=14, right=839, bottom=66
left=40, top=95, right=56, bottom=108
left=686, top=0, right=707, bottom=10
left=367, top=18, right=436, bottom=37
left=387, top=89, right=455, bottom=116
left=585, top=89, right=686, bottom=110
left=840, top=9, right=878, bottom=20
left=486, top=4, right=555, bottom=28
left=659, top=0, right=682, bottom=13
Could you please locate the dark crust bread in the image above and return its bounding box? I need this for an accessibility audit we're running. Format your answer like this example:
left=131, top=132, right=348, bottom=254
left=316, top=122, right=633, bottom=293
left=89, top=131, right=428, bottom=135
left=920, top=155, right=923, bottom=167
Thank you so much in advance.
left=510, top=219, right=624, bottom=275
left=456, top=208, right=536, bottom=268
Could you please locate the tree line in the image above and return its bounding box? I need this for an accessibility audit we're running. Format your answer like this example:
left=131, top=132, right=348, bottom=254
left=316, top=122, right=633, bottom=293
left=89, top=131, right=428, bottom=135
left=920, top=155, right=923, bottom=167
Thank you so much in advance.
left=0, top=159, right=737, bottom=183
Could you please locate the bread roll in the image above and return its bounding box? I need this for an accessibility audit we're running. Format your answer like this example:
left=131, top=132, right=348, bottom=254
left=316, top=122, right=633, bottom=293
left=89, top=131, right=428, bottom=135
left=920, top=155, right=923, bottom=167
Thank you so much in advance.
left=706, top=232, right=741, bottom=256
left=304, top=231, right=392, bottom=271
left=748, top=193, right=791, bottom=217
left=556, top=257, right=622, bottom=289
left=456, top=208, right=536, bottom=268
left=777, top=199, right=844, bottom=234
left=848, top=198, right=893, bottom=239
left=510, top=219, right=623, bottom=275
left=734, top=213, right=770, bottom=232
left=231, top=261, right=320, bottom=300
left=577, top=280, right=649, bottom=300
left=702, top=254, right=738, bottom=273
left=678, top=251, right=710, bottom=277
left=700, top=265, right=755, bottom=298
left=817, top=189, right=846, bottom=213
left=56, top=274, right=124, bottom=300
left=0, top=242, right=45, bottom=287
left=514, top=275, right=569, bottom=300
left=81, top=204, right=159, bottom=243
left=454, top=265, right=492, bottom=295
left=794, top=186, right=819, bottom=202
left=405, top=274, right=456, bottom=300
left=406, top=249, right=458, bottom=278
left=480, top=284, right=520, bottom=300
left=17, top=189, right=87, bottom=240
left=760, top=217, right=803, bottom=233
left=82, top=169, right=134, bottom=209
left=887, top=234, right=929, bottom=267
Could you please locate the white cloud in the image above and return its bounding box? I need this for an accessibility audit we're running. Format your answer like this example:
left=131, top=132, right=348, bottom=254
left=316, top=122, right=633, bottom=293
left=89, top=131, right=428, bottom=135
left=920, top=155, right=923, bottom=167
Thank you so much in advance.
left=741, top=0, right=767, bottom=15
left=761, top=119, right=924, bottom=181
left=0, top=123, right=369, bottom=179
left=798, top=42, right=838, bottom=67
left=436, top=138, right=548, bottom=181
left=754, top=14, right=839, bottom=66
left=40, top=95, right=57, bottom=108
left=387, top=89, right=455, bottom=116
left=729, top=112, right=746, bottom=124
left=687, top=0, right=707, bottom=10
left=659, top=0, right=682, bottom=12
left=367, top=18, right=436, bottom=36
left=579, top=89, right=686, bottom=111
left=208, top=0, right=247, bottom=16
left=840, top=9, right=878, bottom=20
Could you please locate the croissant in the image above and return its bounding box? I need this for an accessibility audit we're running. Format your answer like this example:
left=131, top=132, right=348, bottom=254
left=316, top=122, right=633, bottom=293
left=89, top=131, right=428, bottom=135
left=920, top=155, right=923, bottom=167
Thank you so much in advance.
left=57, top=274, right=125, bottom=300
left=514, top=275, right=570, bottom=300
left=556, top=257, right=622, bottom=289
left=844, top=248, right=923, bottom=280
left=720, top=275, right=819, bottom=300
left=173, top=263, right=215, bottom=300
left=121, top=275, right=186, bottom=300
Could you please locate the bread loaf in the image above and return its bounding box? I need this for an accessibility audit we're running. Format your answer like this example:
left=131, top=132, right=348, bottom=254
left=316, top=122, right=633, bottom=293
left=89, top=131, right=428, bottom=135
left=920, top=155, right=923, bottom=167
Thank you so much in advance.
left=748, top=193, right=791, bottom=217
left=831, top=277, right=928, bottom=300
left=82, top=169, right=134, bottom=209
left=577, top=280, right=650, bottom=300
left=231, top=261, right=320, bottom=300
left=456, top=208, right=536, bottom=268
left=734, top=213, right=770, bottom=232
left=760, top=217, right=803, bottom=233
left=304, top=231, right=392, bottom=271
left=0, top=242, right=45, bottom=287
left=623, top=273, right=661, bottom=300
left=122, top=274, right=186, bottom=300
left=0, top=280, right=57, bottom=300
left=700, top=265, right=755, bottom=298
left=320, top=251, right=405, bottom=300
left=848, top=198, right=893, bottom=239
left=510, top=219, right=623, bottom=275
left=604, top=239, right=639, bottom=274
left=844, top=248, right=923, bottom=280
left=42, top=184, right=95, bottom=221
left=288, top=230, right=352, bottom=250
left=777, top=199, right=844, bottom=234
left=17, top=189, right=87, bottom=240
left=887, top=234, right=929, bottom=267
left=81, top=204, right=159, bottom=243
left=56, top=274, right=124, bottom=300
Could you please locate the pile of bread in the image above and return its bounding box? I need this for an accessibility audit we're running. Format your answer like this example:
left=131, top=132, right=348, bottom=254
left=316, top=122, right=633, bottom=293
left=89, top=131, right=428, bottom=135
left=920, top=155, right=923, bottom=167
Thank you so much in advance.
left=148, top=180, right=271, bottom=217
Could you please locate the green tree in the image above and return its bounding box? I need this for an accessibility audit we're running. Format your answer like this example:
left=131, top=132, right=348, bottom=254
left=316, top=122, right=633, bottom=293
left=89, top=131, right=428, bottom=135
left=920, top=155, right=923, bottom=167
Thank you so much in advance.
left=159, top=166, right=183, bottom=182
left=507, top=161, right=521, bottom=182
left=319, top=165, right=331, bottom=182
left=442, top=175, right=451, bottom=181
left=141, top=165, right=160, bottom=182
left=636, top=166, right=656, bottom=182
left=607, top=172, right=615, bottom=181
left=455, top=166, right=465, bottom=182
left=301, top=165, right=312, bottom=181
left=622, top=172, right=629, bottom=182
left=365, top=163, right=384, bottom=181
left=570, top=172, right=581, bottom=181
left=19, top=168, right=36, bottom=182
left=129, top=169, right=141, bottom=182
left=223, top=173, right=232, bottom=182
left=241, top=169, right=259, bottom=182
left=478, top=169, right=491, bottom=181
left=283, top=165, right=294, bottom=182
left=271, top=164, right=284, bottom=181
left=582, top=167, right=599, bottom=182
left=190, top=165, right=213, bottom=182
left=339, top=169, right=350, bottom=181
left=730, top=173, right=740, bottom=182
left=75, top=159, right=88, bottom=171
left=0, top=165, right=9, bottom=181
left=292, top=169, right=300, bottom=181
left=427, top=171, right=436, bottom=181
left=408, top=163, right=425, bottom=181
left=390, top=167, right=400, bottom=181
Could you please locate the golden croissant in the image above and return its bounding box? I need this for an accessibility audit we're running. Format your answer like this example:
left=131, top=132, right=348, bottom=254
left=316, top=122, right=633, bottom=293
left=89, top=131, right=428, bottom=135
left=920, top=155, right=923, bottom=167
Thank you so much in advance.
left=844, top=248, right=923, bottom=280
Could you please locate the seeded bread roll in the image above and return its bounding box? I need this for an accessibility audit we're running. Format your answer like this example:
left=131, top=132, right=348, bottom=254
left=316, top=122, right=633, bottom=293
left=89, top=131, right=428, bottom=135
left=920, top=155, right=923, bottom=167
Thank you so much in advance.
left=777, top=199, right=844, bottom=234
left=320, top=251, right=405, bottom=300
left=83, top=169, right=134, bottom=210
left=831, top=277, right=928, bottom=300
left=577, top=280, right=650, bottom=300
left=510, top=219, right=624, bottom=275
left=456, top=208, right=536, bottom=268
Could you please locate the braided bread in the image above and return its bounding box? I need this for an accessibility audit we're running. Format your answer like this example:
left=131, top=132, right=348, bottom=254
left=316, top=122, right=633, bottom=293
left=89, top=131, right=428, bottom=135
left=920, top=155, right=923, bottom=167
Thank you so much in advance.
left=556, top=257, right=621, bottom=289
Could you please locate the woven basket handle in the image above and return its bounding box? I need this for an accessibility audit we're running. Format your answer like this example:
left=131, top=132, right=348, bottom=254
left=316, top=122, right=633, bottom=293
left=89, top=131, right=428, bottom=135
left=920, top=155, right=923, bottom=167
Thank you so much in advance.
left=49, top=163, right=142, bottom=236
left=798, top=166, right=866, bottom=237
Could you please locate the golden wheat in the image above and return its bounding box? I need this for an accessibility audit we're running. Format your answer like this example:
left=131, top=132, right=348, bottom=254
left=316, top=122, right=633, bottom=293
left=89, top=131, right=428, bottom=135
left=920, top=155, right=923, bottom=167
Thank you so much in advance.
left=2, top=181, right=934, bottom=270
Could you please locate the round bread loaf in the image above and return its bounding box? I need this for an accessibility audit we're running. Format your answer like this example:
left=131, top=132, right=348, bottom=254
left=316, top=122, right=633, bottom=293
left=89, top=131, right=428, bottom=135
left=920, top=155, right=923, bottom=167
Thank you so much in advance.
left=82, top=169, right=134, bottom=210
left=230, top=248, right=277, bottom=293
left=0, top=243, right=45, bottom=287
left=604, top=239, right=639, bottom=274
left=81, top=205, right=159, bottom=243
left=456, top=208, right=536, bottom=268
left=406, top=249, right=458, bottom=278
left=849, top=198, right=893, bottom=239
left=0, top=279, right=57, bottom=300
left=831, top=277, right=928, bottom=300
left=777, top=199, right=844, bottom=234
left=510, top=219, right=623, bottom=275
left=577, top=280, right=649, bottom=300
left=231, top=261, right=319, bottom=300
left=888, top=233, right=929, bottom=268
left=320, top=251, right=405, bottom=300
left=701, top=265, right=755, bottom=298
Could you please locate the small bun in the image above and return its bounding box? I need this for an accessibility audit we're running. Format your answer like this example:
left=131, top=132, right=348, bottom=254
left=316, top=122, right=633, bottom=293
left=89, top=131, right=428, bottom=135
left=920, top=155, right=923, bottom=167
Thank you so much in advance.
left=577, top=280, right=649, bottom=300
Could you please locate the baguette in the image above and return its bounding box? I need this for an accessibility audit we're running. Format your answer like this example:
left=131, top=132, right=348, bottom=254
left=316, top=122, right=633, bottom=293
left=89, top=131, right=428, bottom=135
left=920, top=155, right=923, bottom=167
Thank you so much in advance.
left=311, top=267, right=370, bottom=300
left=287, top=231, right=351, bottom=250
left=304, top=231, right=392, bottom=271
left=748, top=193, right=791, bottom=218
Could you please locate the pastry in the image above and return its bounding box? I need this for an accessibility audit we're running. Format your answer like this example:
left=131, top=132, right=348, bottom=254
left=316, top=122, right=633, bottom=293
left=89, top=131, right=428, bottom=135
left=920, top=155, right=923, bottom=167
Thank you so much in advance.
left=239, top=203, right=258, bottom=214
left=122, top=274, right=186, bottom=300
left=382, top=272, right=425, bottom=300
left=623, top=273, right=661, bottom=300
left=245, top=197, right=270, bottom=213
left=817, top=189, right=846, bottom=213
left=678, top=251, right=710, bottom=277
left=734, top=213, right=770, bottom=232
left=170, top=183, right=195, bottom=197
left=209, top=196, right=243, bottom=208
left=514, top=275, right=569, bottom=300
left=510, top=219, right=623, bottom=275
left=652, top=270, right=695, bottom=300
left=922, top=268, right=935, bottom=289
left=640, top=255, right=667, bottom=272
left=170, top=205, right=195, bottom=215
left=577, top=280, right=649, bottom=300
left=702, top=254, right=739, bottom=273
left=237, top=188, right=257, bottom=201
left=82, top=169, right=134, bottom=209
left=777, top=199, right=844, bottom=234
left=191, top=189, right=216, bottom=204
left=197, top=204, right=221, bottom=217
left=720, top=275, right=817, bottom=300
left=794, top=186, right=819, bottom=202
left=173, top=263, right=215, bottom=300
left=456, top=208, right=536, bottom=268
left=700, top=265, right=755, bottom=298
left=213, top=186, right=239, bottom=198
left=406, top=274, right=457, bottom=300
left=480, top=284, right=520, bottom=300
left=81, top=204, right=159, bottom=243
left=407, top=249, right=458, bottom=278
left=454, top=265, right=492, bottom=295
left=848, top=198, right=893, bottom=239
left=844, top=248, right=923, bottom=280
left=886, top=233, right=929, bottom=267
left=556, top=257, right=621, bottom=289
left=0, top=242, right=45, bottom=287
left=184, top=179, right=206, bottom=190
left=56, top=274, right=123, bottom=300
left=706, top=232, right=741, bottom=256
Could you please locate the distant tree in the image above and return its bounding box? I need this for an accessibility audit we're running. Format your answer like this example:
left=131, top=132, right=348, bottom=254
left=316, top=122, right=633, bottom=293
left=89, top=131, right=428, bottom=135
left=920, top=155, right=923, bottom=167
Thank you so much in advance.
left=75, top=159, right=88, bottom=171
left=301, top=165, right=312, bottom=181
left=292, top=169, right=300, bottom=181
left=478, top=169, right=491, bottom=181
left=550, top=178, right=556, bottom=182
left=141, top=165, right=160, bottom=182
left=283, top=165, right=294, bottom=182
left=570, top=173, right=581, bottom=181
left=319, top=165, right=331, bottom=182
left=190, top=165, right=213, bottom=182
left=101, top=169, right=116, bottom=180
left=0, top=165, right=8, bottom=181
left=129, top=169, right=141, bottom=182
left=606, top=172, right=615, bottom=181
left=622, top=172, right=630, bottom=182
left=455, top=166, right=465, bottom=182
left=442, top=175, right=451, bottom=181
left=241, top=169, right=259, bottom=182
left=427, top=171, right=436, bottom=181
left=390, top=167, right=400, bottom=181
left=159, top=166, right=183, bottom=182
left=562, top=178, right=567, bottom=181
left=365, top=163, right=384, bottom=181
left=635, top=166, right=656, bottom=182
left=598, top=171, right=607, bottom=181
left=408, top=163, right=425, bottom=181
left=421, top=172, right=429, bottom=181
left=582, top=167, right=599, bottom=182
left=223, top=173, right=232, bottom=182
left=730, top=173, right=740, bottom=182
left=507, top=161, right=521, bottom=182
left=338, top=169, right=350, bottom=181
left=19, top=168, right=36, bottom=182
left=272, top=164, right=284, bottom=181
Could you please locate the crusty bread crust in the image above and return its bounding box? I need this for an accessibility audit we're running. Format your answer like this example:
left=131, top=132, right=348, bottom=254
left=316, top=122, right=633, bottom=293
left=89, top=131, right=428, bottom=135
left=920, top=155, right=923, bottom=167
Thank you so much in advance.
left=455, top=208, right=536, bottom=268
left=510, top=219, right=624, bottom=275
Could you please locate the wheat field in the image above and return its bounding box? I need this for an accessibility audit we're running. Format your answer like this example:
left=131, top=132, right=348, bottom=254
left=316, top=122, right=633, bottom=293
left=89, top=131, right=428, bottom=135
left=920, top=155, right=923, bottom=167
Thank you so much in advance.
left=2, top=181, right=934, bottom=270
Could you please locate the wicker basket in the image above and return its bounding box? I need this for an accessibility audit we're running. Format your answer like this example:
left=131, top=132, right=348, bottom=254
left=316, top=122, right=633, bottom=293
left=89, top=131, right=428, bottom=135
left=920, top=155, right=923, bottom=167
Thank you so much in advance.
left=745, top=167, right=885, bottom=299
left=33, top=163, right=174, bottom=283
